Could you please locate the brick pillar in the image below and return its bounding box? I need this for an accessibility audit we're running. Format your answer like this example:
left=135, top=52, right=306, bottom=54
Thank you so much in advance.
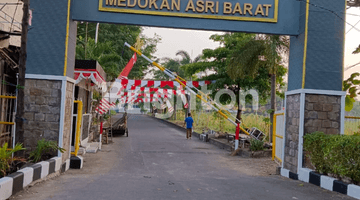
left=283, top=94, right=300, bottom=173
left=23, top=77, right=75, bottom=162
left=282, top=90, right=345, bottom=174
left=23, top=79, right=62, bottom=153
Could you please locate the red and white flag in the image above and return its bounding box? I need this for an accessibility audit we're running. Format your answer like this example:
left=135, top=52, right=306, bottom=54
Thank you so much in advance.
left=95, top=53, right=137, bottom=115
left=165, top=98, right=174, bottom=113
left=117, top=53, right=137, bottom=95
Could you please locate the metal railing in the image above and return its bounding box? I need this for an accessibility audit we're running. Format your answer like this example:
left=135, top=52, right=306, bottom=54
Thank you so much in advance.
left=272, top=112, right=284, bottom=163
left=0, top=95, right=16, bottom=147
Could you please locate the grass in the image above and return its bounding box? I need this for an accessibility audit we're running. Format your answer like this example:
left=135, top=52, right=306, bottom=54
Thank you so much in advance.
left=168, top=110, right=270, bottom=140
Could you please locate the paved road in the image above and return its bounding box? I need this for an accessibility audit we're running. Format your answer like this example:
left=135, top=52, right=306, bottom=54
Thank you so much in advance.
left=13, top=115, right=355, bottom=200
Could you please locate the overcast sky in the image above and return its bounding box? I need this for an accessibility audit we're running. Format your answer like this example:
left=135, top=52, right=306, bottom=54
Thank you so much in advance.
left=142, top=7, right=360, bottom=80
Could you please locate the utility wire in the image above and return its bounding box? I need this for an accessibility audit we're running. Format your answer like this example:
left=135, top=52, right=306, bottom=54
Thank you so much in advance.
left=346, top=19, right=360, bottom=34
left=345, top=61, right=360, bottom=71
left=296, top=0, right=360, bottom=33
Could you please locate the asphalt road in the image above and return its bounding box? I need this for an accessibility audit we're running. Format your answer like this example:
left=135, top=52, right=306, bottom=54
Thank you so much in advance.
left=12, top=114, right=355, bottom=200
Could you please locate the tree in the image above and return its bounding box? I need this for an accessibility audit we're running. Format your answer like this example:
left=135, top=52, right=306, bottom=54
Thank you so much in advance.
left=15, top=0, right=30, bottom=150
left=344, top=42, right=360, bottom=111
left=226, top=34, right=289, bottom=142
left=176, top=50, right=202, bottom=65
left=76, top=23, right=161, bottom=81
left=153, top=58, right=184, bottom=80
left=347, top=0, right=360, bottom=7
left=183, top=33, right=287, bottom=134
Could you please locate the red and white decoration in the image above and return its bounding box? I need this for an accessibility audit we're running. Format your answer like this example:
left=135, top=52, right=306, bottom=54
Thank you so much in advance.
left=120, top=79, right=213, bottom=90
left=74, top=69, right=107, bottom=92
left=95, top=53, right=137, bottom=115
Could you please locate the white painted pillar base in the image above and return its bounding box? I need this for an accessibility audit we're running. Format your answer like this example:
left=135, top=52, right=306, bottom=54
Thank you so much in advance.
left=99, top=134, right=102, bottom=150
left=235, top=140, right=239, bottom=150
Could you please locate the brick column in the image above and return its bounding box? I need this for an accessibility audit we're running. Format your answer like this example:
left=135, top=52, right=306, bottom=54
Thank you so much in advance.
left=283, top=94, right=300, bottom=173
left=23, top=79, right=62, bottom=152
left=23, top=76, right=75, bottom=162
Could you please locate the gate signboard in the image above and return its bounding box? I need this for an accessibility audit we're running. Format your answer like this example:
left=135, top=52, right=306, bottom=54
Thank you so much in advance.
left=100, top=0, right=278, bottom=23
left=71, top=0, right=300, bottom=35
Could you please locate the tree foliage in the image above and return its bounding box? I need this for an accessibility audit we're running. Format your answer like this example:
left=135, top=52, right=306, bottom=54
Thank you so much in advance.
left=182, top=33, right=287, bottom=105
left=343, top=72, right=360, bottom=111
left=354, top=44, right=360, bottom=54
left=153, top=50, right=201, bottom=80
left=76, top=23, right=161, bottom=80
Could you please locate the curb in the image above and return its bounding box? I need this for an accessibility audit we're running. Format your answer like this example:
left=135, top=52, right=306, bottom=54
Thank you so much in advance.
left=280, top=168, right=360, bottom=199
left=0, top=157, right=70, bottom=200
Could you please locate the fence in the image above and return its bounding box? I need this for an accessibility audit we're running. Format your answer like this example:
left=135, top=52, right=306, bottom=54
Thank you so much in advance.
left=272, top=112, right=284, bottom=164
left=0, top=94, right=16, bottom=146
left=81, top=114, right=92, bottom=146
left=344, top=116, right=360, bottom=135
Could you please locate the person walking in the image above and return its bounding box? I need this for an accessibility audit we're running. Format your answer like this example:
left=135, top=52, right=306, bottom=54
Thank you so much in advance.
left=184, top=113, right=194, bottom=139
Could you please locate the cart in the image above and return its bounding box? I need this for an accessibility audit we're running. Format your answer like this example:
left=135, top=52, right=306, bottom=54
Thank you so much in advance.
left=102, top=112, right=129, bottom=143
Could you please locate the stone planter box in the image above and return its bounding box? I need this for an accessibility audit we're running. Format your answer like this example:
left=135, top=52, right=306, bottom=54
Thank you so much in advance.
left=0, top=157, right=70, bottom=200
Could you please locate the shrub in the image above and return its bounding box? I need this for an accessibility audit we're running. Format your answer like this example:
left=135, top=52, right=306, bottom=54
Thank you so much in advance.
left=249, top=138, right=264, bottom=151
left=303, top=132, right=332, bottom=174
left=0, top=143, right=26, bottom=176
left=29, top=139, right=65, bottom=163
left=304, top=132, right=360, bottom=184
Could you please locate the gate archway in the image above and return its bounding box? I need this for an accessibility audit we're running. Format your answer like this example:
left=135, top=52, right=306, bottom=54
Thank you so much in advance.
left=24, top=0, right=346, bottom=175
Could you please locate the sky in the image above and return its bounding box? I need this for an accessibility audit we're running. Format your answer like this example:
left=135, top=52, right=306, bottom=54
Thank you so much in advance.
left=142, top=7, right=360, bottom=80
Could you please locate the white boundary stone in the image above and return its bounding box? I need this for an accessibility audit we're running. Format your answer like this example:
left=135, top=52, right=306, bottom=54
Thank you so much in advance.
left=0, top=177, right=13, bottom=200
left=38, top=161, right=49, bottom=179
left=65, top=159, right=70, bottom=171
left=50, top=157, right=62, bottom=172
left=299, top=168, right=312, bottom=183
left=78, top=156, right=84, bottom=169
left=348, top=184, right=360, bottom=199
left=18, top=167, right=34, bottom=188
left=320, top=176, right=336, bottom=191
left=281, top=168, right=289, bottom=178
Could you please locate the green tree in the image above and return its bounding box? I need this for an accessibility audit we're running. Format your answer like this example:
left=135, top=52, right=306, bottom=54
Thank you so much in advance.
left=227, top=34, right=289, bottom=142
left=76, top=23, right=161, bottom=81
left=343, top=42, right=360, bottom=111
left=154, top=58, right=184, bottom=80
left=183, top=33, right=287, bottom=131
left=176, top=50, right=202, bottom=65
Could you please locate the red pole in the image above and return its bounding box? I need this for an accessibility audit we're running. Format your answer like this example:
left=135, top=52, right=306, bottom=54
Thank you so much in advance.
left=100, top=122, right=103, bottom=134
left=235, top=123, right=240, bottom=150
left=235, top=123, right=240, bottom=140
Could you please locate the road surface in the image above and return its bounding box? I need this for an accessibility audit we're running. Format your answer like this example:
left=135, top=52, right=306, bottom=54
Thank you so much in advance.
left=12, top=114, right=355, bottom=200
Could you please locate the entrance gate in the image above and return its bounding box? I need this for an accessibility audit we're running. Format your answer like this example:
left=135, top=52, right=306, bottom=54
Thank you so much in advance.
left=24, top=0, right=346, bottom=175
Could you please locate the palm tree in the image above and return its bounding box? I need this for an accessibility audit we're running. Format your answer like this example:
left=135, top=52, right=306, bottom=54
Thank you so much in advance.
left=154, top=57, right=184, bottom=80
left=176, top=50, right=202, bottom=65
